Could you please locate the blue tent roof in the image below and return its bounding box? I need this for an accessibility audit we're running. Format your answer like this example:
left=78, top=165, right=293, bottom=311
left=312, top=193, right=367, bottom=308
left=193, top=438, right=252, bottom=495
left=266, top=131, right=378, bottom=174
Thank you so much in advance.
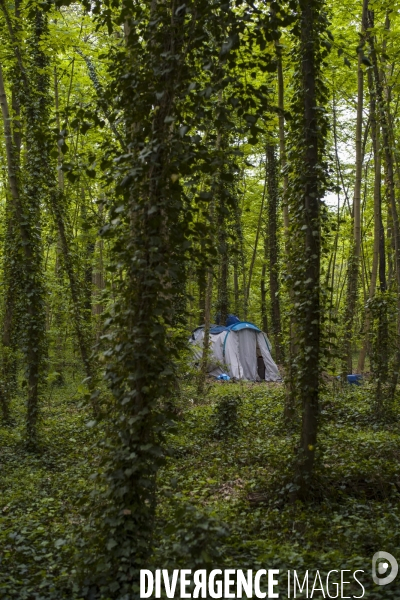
left=209, top=325, right=229, bottom=335
left=227, top=321, right=261, bottom=333
left=192, top=325, right=228, bottom=337
left=192, top=322, right=261, bottom=336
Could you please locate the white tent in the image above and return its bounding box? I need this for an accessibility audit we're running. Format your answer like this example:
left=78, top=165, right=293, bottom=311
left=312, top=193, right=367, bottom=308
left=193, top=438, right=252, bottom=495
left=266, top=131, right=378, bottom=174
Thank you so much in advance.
left=189, top=321, right=280, bottom=382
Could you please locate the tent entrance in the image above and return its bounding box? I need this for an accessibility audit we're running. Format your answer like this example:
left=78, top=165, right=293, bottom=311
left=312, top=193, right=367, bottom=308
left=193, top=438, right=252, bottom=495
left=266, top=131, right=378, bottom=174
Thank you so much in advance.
left=257, top=356, right=265, bottom=380
left=256, top=339, right=265, bottom=380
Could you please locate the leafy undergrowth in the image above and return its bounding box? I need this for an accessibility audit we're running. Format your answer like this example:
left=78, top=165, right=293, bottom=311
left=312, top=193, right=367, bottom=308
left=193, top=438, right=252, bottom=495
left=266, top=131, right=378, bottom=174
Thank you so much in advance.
left=154, top=381, right=400, bottom=599
left=0, top=370, right=101, bottom=600
left=1, top=376, right=400, bottom=598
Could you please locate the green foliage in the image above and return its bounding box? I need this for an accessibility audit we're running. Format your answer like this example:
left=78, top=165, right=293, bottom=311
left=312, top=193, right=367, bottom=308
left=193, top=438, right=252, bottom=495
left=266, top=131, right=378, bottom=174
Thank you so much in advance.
left=154, top=503, right=228, bottom=570
left=156, top=381, right=400, bottom=598
left=0, top=370, right=98, bottom=600
left=1, top=365, right=400, bottom=599
left=212, top=393, right=242, bottom=439
left=1, top=0, right=400, bottom=597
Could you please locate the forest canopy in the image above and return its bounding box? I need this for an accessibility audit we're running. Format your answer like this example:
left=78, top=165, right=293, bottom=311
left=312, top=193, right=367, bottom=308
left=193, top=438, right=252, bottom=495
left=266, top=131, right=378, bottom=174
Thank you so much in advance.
left=0, top=0, right=399, bottom=598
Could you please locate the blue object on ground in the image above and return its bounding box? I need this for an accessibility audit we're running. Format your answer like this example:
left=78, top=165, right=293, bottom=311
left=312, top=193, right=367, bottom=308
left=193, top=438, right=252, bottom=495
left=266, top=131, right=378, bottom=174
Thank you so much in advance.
left=216, top=374, right=230, bottom=381
left=347, top=374, right=363, bottom=385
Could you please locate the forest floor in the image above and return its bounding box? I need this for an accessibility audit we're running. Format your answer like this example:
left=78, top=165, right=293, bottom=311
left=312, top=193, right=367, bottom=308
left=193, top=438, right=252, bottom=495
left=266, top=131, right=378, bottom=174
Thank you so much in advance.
left=0, top=375, right=400, bottom=598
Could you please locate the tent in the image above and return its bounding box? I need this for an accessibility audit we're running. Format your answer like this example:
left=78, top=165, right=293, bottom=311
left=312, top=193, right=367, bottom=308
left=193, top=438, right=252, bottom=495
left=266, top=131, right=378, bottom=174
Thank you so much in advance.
left=189, top=320, right=281, bottom=382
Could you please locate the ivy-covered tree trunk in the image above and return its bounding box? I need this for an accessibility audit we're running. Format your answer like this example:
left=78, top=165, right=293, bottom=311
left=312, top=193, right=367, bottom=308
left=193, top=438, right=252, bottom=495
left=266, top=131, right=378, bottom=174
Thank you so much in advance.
left=92, top=237, right=105, bottom=342
left=233, top=250, right=240, bottom=316
left=368, top=8, right=400, bottom=403
left=0, top=8, right=48, bottom=446
left=5, top=2, right=98, bottom=408
left=276, top=36, right=296, bottom=419
left=198, top=265, right=213, bottom=395
left=87, top=1, right=243, bottom=591
left=261, top=260, right=268, bottom=334
left=89, top=1, right=208, bottom=592
left=53, top=65, right=65, bottom=385
left=0, top=68, right=20, bottom=422
left=290, top=0, right=328, bottom=498
left=23, top=9, right=52, bottom=446
left=0, top=193, right=18, bottom=423
left=267, top=144, right=282, bottom=363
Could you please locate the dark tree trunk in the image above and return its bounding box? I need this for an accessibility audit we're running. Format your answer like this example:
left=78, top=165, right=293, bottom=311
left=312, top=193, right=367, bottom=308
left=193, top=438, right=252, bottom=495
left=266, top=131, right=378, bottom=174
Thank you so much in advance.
left=217, top=207, right=229, bottom=326
left=198, top=268, right=206, bottom=323
left=266, top=144, right=283, bottom=363
left=292, top=0, right=327, bottom=497
left=261, top=261, right=268, bottom=335
left=233, top=250, right=240, bottom=317
left=276, top=42, right=297, bottom=419
left=92, top=238, right=105, bottom=342
left=53, top=65, right=65, bottom=385
left=0, top=198, right=18, bottom=423
left=0, top=8, right=49, bottom=446
left=247, top=152, right=268, bottom=310
left=84, top=241, right=95, bottom=315
left=367, top=9, right=400, bottom=402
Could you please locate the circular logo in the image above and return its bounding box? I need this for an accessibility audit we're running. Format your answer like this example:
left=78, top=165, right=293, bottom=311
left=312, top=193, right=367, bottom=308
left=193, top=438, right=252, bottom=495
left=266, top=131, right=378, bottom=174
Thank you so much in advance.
left=372, top=552, right=398, bottom=586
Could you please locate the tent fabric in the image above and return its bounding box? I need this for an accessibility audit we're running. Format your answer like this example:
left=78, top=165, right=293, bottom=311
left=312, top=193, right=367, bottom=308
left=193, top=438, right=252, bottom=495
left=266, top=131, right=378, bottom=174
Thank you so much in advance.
left=237, top=328, right=259, bottom=380
left=191, top=325, right=227, bottom=339
left=209, top=331, right=226, bottom=376
left=256, top=332, right=280, bottom=381
left=191, top=329, right=226, bottom=377
left=223, top=330, right=242, bottom=379
left=226, top=314, right=241, bottom=327
left=228, top=321, right=261, bottom=333
left=189, top=321, right=280, bottom=382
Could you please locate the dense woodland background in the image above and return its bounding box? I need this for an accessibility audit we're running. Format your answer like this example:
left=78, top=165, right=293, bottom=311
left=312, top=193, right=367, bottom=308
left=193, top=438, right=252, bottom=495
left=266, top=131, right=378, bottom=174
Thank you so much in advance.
left=0, top=0, right=400, bottom=598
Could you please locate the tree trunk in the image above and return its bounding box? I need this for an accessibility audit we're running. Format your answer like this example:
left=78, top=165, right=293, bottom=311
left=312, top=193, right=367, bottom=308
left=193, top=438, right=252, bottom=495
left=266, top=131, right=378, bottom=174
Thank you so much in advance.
left=217, top=205, right=229, bottom=326
left=198, top=268, right=206, bottom=323
left=233, top=249, right=240, bottom=317
left=342, top=0, right=368, bottom=376
left=53, top=65, right=65, bottom=385
left=260, top=261, right=268, bottom=334
left=267, top=144, right=283, bottom=363
left=246, top=153, right=268, bottom=308
left=293, top=0, right=326, bottom=498
left=198, top=130, right=222, bottom=395
left=276, top=40, right=296, bottom=418
left=367, top=9, right=400, bottom=402
left=92, top=238, right=105, bottom=342
left=197, top=266, right=213, bottom=396
left=357, top=64, right=385, bottom=373
left=0, top=28, right=47, bottom=447
left=0, top=196, right=17, bottom=423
